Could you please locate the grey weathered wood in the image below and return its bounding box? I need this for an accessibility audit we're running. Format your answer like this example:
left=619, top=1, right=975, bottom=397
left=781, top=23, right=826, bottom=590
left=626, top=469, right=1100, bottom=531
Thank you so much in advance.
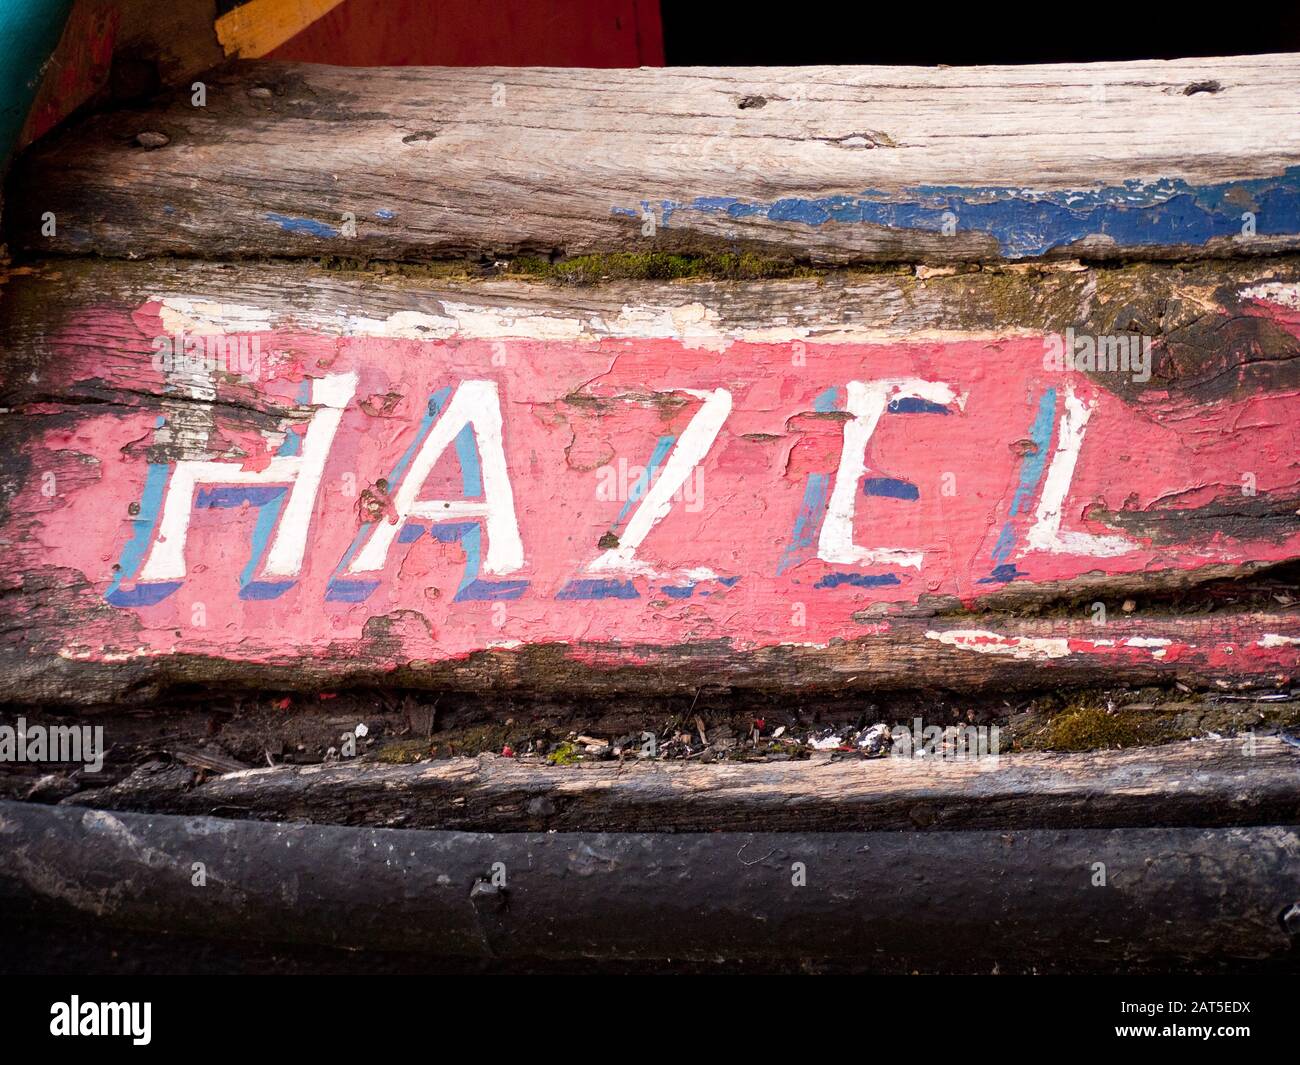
left=64, top=737, right=1300, bottom=833
left=7, top=55, right=1300, bottom=263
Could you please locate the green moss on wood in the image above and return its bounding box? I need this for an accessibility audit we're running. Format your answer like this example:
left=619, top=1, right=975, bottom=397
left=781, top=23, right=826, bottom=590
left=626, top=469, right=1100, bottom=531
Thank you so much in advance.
left=506, top=252, right=822, bottom=284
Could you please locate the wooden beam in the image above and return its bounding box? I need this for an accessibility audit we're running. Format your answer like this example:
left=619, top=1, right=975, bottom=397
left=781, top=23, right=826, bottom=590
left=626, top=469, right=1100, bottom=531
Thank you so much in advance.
left=2, top=800, right=1295, bottom=970
left=64, top=737, right=1300, bottom=833
left=7, top=55, right=1300, bottom=263
left=0, top=258, right=1296, bottom=703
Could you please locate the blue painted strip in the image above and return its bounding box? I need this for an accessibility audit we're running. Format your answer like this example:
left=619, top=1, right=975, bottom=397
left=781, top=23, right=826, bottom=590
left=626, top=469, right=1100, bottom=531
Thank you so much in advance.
left=864, top=477, right=919, bottom=501
left=236, top=426, right=306, bottom=591
left=325, top=578, right=380, bottom=602
left=398, top=523, right=426, bottom=544
left=456, top=578, right=529, bottom=601
left=889, top=397, right=949, bottom=415
left=108, top=459, right=170, bottom=591
left=454, top=423, right=483, bottom=497
left=265, top=213, right=340, bottom=238
left=239, top=492, right=288, bottom=590
left=196, top=485, right=285, bottom=508
left=614, top=434, right=676, bottom=529
left=453, top=523, right=484, bottom=599
left=661, top=584, right=694, bottom=599
left=777, top=473, right=830, bottom=575
left=428, top=521, right=478, bottom=543
left=990, top=522, right=1016, bottom=565
left=239, top=579, right=296, bottom=601
left=814, top=572, right=901, bottom=590
left=556, top=578, right=639, bottom=600
left=1009, top=389, right=1057, bottom=518
left=987, top=388, right=1058, bottom=577
left=105, top=581, right=182, bottom=607
left=623, top=167, right=1300, bottom=259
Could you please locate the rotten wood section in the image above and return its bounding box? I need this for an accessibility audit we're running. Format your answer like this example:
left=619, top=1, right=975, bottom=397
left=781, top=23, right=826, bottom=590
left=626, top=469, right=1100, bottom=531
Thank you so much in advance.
left=6, top=55, right=1300, bottom=264
left=63, top=737, right=1300, bottom=833
left=0, top=258, right=1296, bottom=704
left=2, top=800, right=1296, bottom=971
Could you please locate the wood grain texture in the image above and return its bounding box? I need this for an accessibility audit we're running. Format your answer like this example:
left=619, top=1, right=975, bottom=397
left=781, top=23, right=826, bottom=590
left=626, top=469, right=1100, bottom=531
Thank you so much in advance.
left=0, top=258, right=1296, bottom=703
left=7, top=55, right=1300, bottom=263
left=64, top=737, right=1300, bottom=833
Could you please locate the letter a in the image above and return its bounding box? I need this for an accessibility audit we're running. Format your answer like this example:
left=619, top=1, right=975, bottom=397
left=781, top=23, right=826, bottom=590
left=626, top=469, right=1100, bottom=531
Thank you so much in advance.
left=346, top=380, right=524, bottom=577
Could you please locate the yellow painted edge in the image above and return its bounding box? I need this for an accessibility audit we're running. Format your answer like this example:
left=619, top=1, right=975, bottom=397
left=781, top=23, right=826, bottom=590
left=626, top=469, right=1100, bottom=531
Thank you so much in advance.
left=214, top=0, right=347, bottom=59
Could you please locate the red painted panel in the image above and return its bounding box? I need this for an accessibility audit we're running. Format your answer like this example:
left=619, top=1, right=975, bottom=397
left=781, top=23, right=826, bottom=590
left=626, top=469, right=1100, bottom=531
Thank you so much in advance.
left=268, top=0, right=665, bottom=67
left=6, top=288, right=1299, bottom=676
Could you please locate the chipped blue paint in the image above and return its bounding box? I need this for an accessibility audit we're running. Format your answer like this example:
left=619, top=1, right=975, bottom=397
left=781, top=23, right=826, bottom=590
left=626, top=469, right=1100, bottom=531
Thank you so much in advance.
left=556, top=578, right=639, bottom=600
left=889, top=396, right=949, bottom=415
left=616, top=167, right=1300, bottom=258
left=814, top=572, right=901, bottom=590
left=661, top=584, right=695, bottom=599
left=613, top=434, right=675, bottom=529
left=196, top=485, right=285, bottom=508
left=375, top=209, right=396, bottom=220
left=323, top=578, right=378, bottom=603
left=1008, top=389, right=1057, bottom=519
left=978, top=563, right=1024, bottom=584
left=778, top=473, right=830, bottom=575
left=864, top=477, right=919, bottom=500
left=813, top=386, right=841, bottom=413
left=106, top=423, right=179, bottom=606
left=985, top=388, right=1058, bottom=581
left=265, top=213, right=339, bottom=238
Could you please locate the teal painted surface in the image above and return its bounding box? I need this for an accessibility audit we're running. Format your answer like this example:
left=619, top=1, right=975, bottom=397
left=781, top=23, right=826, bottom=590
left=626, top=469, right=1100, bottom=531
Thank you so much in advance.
left=0, top=0, right=73, bottom=166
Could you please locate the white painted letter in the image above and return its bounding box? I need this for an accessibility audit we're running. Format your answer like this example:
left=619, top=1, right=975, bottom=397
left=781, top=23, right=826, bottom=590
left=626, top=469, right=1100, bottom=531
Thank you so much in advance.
left=1024, top=386, right=1133, bottom=557
left=588, top=388, right=731, bottom=574
left=347, top=380, right=524, bottom=576
left=818, top=379, right=958, bottom=569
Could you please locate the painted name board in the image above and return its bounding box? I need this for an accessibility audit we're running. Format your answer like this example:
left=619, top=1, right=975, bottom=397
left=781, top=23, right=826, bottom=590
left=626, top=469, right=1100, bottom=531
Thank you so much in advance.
left=9, top=288, right=1300, bottom=671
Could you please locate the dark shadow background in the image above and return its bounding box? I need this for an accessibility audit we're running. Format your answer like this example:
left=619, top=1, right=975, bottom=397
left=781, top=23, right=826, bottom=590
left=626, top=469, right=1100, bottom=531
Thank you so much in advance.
left=661, top=4, right=1300, bottom=65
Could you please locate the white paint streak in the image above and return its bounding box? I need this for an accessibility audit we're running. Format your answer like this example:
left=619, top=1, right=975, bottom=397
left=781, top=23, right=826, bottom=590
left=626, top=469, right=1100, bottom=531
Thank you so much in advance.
left=157, top=297, right=275, bottom=335
left=925, top=629, right=1072, bottom=660
left=1258, top=633, right=1300, bottom=647
left=155, top=295, right=1037, bottom=349
left=1239, top=282, right=1300, bottom=310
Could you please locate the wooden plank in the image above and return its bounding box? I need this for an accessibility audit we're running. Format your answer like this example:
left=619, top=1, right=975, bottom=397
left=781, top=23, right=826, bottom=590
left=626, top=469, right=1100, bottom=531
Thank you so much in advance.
left=3, top=801, right=1296, bottom=970
left=0, top=258, right=1296, bottom=703
left=7, top=55, right=1300, bottom=264
left=63, top=737, right=1300, bottom=833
